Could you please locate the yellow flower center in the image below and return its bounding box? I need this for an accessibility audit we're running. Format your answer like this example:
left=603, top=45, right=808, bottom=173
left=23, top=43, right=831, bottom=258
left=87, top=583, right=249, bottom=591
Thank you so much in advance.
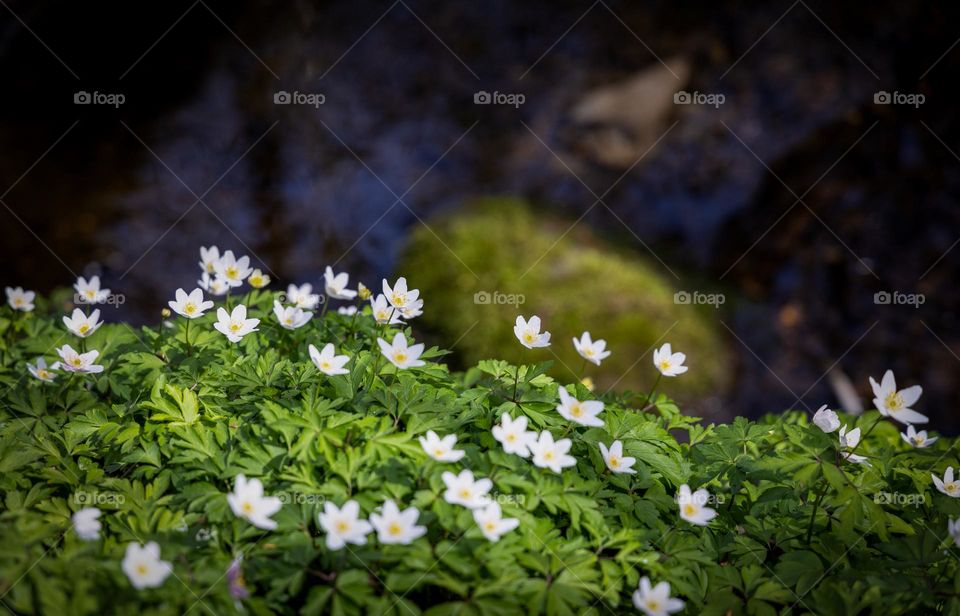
left=394, top=352, right=407, bottom=363
left=683, top=503, right=697, bottom=516
left=659, top=360, right=671, bottom=371
left=647, top=600, right=660, bottom=611
left=484, top=522, right=496, bottom=531
left=459, top=488, right=471, bottom=499
left=284, top=318, right=293, bottom=325
left=948, top=484, right=957, bottom=494
left=335, top=520, right=350, bottom=532
left=585, top=348, right=595, bottom=357
left=544, top=451, right=554, bottom=461
left=885, top=391, right=904, bottom=411
left=523, top=333, right=535, bottom=343
left=250, top=276, right=263, bottom=287
left=321, top=362, right=331, bottom=370
left=506, top=433, right=516, bottom=443
left=570, top=404, right=582, bottom=418
left=78, top=324, right=90, bottom=334
left=38, top=369, right=49, bottom=379
left=609, top=456, right=620, bottom=468
left=14, top=298, right=23, bottom=306
left=230, top=323, right=241, bottom=332
left=70, top=358, right=82, bottom=367
left=136, top=564, right=148, bottom=576
left=85, top=290, right=95, bottom=299
left=242, top=502, right=254, bottom=513
left=388, top=522, right=402, bottom=536
left=226, top=266, right=238, bottom=279
left=391, top=293, right=405, bottom=306
left=206, top=262, right=215, bottom=273
left=184, top=303, right=196, bottom=314
left=434, top=448, right=445, bottom=457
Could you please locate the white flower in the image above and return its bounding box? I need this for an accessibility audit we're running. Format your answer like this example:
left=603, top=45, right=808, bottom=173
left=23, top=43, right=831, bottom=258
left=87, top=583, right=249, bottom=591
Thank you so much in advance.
left=653, top=343, right=687, bottom=377
left=901, top=425, right=937, bottom=448
left=27, top=357, right=58, bottom=382
left=63, top=308, right=104, bottom=338
left=6, top=286, right=35, bottom=311
left=869, top=370, right=926, bottom=424
left=285, top=283, right=321, bottom=310
left=227, top=474, right=283, bottom=530
left=198, top=272, right=230, bottom=296
left=492, top=413, right=538, bottom=458
left=514, top=315, right=551, bottom=349
left=199, top=245, right=221, bottom=274
left=56, top=345, right=104, bottom=374
left=398, top=298, right=424, bottom=320
left=338, top=306, right=358, bottom=316
left=369, top=499, right=426, bottom=545
left=556, top=387, right=604, bottom=427
left=473, top=502, right=519, bottom=542
left=442, top=469, right=492, bottom=509
left=324, top=266, right=357, bottom=300
left=838, top=424, right=870, bottom=465
left=308, top=343, right=351, bottom=376
left=529, top=431, right=576, bottom=473
left=72, top=507, right=102, bottom=540
left=632, top=577, right=685, bottom=616
left=812, top=405, right=840, bottom=433
left=122, top=542, right=173, bottom=589
left=370, top=294, right=403, bottom=324
left=419, top=430, right=465, bottom=462
left=572, top=332, right=611, bottom=366
left=273, top=300, right=312, bottom=330
left=214, top=305, right=260, bottom=342
left=248, top=269, right=270, bottom=289
left=382, top=277, right=420, bottom=310
left=214, top=250, right=252, bottom=287
left=599, top=440, right=636, bottom=474
left=949, top=519, right=960, bottom=547
left=74, top=276, right=110, bottom=304
left=933, top=467, right=960, bottom=498
left=677, top=484, right=717, bottom=526
left=168, top=288, right=214, bottom=319
left=318, top=500, right=373, bottom=551
left=377, top=332, right=425, bottom=369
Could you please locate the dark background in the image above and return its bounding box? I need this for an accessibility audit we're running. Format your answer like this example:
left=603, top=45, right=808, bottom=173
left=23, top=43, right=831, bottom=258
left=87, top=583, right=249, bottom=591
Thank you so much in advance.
left=1, top=1, right=958, bottom=429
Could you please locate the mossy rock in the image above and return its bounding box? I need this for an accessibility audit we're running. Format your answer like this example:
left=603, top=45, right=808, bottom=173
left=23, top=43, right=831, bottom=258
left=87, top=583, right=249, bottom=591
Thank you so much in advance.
left=398, top=198, right=732, bottom=406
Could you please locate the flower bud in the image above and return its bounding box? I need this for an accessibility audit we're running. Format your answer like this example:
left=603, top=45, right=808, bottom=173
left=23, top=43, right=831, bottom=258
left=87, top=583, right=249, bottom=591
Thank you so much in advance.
left=357, top=282, right=372, bottom=301
left=161, top=308, right=171, bottom=318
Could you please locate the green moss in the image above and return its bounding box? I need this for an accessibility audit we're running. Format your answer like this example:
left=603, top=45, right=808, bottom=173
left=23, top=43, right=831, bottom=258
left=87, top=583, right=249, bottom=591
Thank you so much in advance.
left=398, top=197, right=732, bottom=402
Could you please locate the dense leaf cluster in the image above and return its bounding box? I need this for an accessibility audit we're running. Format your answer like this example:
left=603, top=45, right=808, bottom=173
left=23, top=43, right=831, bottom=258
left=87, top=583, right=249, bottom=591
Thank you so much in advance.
left=0, top=292, right=958, bottom=615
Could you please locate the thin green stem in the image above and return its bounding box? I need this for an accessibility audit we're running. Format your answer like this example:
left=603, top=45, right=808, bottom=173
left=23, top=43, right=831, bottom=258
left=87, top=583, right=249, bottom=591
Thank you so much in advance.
left=184, top=319, right=192, bottom=356
left=642, top=373, right=662, bottom=411
left=805, top=480, right=829, bottom=544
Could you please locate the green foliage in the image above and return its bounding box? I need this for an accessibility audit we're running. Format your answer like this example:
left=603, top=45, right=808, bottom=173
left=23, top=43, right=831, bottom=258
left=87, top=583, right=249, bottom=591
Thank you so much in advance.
left=0, top=294, right=959, bottom=615
left=397, top=198, right=731, bottom=402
